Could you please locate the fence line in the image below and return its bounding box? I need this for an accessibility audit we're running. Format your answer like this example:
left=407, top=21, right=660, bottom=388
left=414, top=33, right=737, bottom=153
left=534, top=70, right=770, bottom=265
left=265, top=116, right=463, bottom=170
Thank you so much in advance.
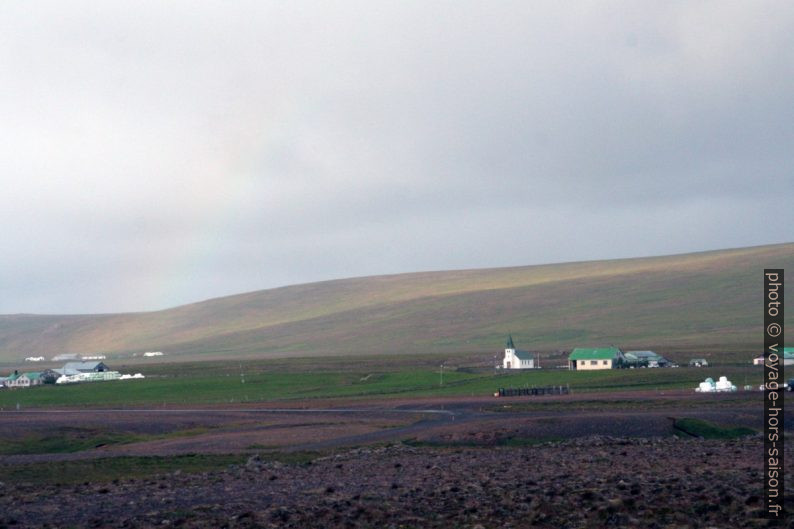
left=496, top=386, right=569, bottom=397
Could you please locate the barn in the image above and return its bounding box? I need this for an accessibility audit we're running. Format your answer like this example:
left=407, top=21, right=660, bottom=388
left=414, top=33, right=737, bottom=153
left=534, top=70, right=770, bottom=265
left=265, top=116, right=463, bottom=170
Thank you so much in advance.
left=62, top=361, right=109, bottom=373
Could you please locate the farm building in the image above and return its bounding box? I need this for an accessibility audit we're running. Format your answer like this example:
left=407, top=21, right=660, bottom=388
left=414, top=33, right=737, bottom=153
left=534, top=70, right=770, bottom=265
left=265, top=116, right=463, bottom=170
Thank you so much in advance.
left=2, top=372, right=19, bottom=387
left=5, top=372, right=42, bottom=388
left=48, top=368, right=82, bottom=379
left=754, top=348, right=794, bottom=366
left=39, top=369, right=63, bottom=384
left=40, top=368, right=81, bottom=383
left=62, top=361, right=109, bottom=373
left=624, top=350, right=670, bottom=368
left=568, top=347, right=625, bottom=370
left=3, top=373, right=18, bottom=387
left=502, top=335, right=536, bottom=369
left=689, top=358, right=709, bottom=367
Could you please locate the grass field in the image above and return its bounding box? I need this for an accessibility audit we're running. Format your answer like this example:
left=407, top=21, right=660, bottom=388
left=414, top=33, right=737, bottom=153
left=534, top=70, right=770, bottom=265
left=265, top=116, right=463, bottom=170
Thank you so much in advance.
left=0, top=360, right=765, bottom=408
left=672, top=418, right=758, bottom=439
left=0, top=428, right=147, bottom=455
left=0, top=426, right=215, bottom=455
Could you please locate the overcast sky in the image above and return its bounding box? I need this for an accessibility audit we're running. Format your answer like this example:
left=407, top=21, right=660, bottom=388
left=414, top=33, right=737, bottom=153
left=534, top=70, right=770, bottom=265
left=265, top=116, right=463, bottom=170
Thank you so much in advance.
left=1, top=1, right=793, bottom=314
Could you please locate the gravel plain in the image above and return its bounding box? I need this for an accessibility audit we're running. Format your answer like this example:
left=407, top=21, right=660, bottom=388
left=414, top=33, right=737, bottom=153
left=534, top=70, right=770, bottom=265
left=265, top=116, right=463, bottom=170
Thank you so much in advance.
left=2, top=436, right=792, bottom=528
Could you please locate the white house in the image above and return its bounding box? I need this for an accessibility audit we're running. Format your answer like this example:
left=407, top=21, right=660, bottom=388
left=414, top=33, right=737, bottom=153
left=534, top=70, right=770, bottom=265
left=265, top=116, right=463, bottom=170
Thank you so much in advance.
left=502, top=335, right=536, bottom=369
left=5, top=372, right=43, bottom=388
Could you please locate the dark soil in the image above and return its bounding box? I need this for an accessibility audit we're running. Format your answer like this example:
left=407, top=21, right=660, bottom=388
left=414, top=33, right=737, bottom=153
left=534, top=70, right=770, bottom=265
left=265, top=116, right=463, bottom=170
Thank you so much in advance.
left=2, top=437, right=792, bottom=528
left=1, top=392, right=791, bottom=528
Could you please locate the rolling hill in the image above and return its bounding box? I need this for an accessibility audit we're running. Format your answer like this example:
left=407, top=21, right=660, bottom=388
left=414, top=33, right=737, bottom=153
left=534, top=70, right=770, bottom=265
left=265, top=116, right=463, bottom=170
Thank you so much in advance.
left=1, top=243, right=792, bottom=363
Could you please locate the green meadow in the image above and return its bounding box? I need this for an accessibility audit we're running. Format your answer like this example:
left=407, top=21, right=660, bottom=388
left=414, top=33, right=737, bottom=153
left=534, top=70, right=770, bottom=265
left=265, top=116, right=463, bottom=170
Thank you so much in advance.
left=673, top=418, right=758, bottom=439
left=0, top=360, right=763, bottom=408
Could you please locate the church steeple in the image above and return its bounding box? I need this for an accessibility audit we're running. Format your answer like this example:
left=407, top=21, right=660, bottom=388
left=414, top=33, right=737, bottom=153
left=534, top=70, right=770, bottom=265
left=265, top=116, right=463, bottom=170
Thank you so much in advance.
left=506, top=335, right=515, bottom=349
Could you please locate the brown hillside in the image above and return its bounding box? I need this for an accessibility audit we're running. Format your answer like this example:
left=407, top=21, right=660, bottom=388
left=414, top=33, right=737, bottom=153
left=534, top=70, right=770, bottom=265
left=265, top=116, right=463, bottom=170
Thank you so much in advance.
left=0, top=243, right=791, bottom=362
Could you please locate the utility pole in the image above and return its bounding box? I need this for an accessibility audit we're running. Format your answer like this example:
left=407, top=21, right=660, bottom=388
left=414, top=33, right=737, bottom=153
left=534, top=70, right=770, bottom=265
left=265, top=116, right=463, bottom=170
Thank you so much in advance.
left=439, top=364, right=444, bottom=387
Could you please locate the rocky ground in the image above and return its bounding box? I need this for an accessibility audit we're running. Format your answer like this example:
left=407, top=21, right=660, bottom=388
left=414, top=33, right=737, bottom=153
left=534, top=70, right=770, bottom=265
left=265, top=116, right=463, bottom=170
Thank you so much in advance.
left=2, top=436, right=792, bottom=529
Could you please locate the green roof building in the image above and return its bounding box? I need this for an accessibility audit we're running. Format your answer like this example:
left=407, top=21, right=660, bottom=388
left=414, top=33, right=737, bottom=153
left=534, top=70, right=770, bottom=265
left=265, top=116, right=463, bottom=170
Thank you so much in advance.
left=5, top=371, right=43, bottom=388
left=568, top=347, right=625, bottom=370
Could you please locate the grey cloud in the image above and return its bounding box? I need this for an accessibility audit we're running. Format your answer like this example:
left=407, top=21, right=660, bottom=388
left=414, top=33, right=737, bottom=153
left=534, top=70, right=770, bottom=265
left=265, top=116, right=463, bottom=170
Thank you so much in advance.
left=1, top=1, right=792, bottom=313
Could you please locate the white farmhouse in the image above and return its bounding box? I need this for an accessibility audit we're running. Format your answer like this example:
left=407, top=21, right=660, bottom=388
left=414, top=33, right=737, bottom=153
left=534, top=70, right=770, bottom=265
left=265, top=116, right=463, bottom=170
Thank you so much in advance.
left=502, top=335, right=536, bottom=369
left=5, top=372, right=43, bottom=388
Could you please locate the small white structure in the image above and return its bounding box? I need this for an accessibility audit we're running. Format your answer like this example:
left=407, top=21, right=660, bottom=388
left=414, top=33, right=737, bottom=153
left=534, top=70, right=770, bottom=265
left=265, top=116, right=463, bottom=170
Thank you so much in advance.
left=715, top=376, right=736, bottom=392
left=502, top=336, right=536, bottom=369
left=81, top=355, right=107, bottom=361
left=51, top=353, right=79, bottom=362
left=696, top=378, right=715, bottom=392
left=24, top=356, right=45, bottom=362
left=689, top=358, right=709, bottom=367
left=143, top=351, right=164, bottom=357
left=696, top=376, right=736, bottom=393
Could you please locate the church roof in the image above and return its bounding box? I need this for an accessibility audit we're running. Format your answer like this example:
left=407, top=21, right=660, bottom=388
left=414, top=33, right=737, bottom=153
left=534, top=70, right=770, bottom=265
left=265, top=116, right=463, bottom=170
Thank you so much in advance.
left=512, top=350, right=534, bottom=360
left=506, top=335, right=515, bottom=349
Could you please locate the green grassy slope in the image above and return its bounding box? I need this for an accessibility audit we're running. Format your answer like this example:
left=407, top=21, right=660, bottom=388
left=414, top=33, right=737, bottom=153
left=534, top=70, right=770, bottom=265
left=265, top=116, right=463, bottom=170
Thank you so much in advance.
left=0, top=243, right=791, bottom=362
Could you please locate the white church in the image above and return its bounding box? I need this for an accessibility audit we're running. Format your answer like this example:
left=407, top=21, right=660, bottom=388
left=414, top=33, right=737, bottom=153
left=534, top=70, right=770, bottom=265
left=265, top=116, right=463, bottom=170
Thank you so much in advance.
left=502, top=335, right=537, bottom=369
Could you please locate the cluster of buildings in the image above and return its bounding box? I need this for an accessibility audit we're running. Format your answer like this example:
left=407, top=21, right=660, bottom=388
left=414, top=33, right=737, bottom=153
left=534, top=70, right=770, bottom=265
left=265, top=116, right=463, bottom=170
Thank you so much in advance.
left=500, top=336, right=791, bottom=371
left=501, top=336, right=674, bottom=371
left=1, top=361, right=144, bottom=389
left=566, top=347, right=673, bottom=370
